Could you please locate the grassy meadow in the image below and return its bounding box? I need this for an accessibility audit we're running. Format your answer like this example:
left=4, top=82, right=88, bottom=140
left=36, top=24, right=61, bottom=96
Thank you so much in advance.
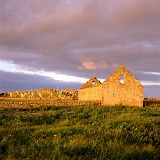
left=0, top=104, right=160, bottom=160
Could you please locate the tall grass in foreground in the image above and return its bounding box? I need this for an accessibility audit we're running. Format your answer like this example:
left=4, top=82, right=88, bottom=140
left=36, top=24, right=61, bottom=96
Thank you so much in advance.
left=0, top=105, right=160, bottom=160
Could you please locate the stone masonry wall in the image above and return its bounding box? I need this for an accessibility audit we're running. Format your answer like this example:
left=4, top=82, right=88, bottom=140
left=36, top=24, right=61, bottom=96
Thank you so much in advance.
left=102, top=66, right=143, bottom=107
left=78, top=66, right=143, bottom=107
left=78, top=76, right=102, bottom=102
left=78, top=85, right=102, bottom=102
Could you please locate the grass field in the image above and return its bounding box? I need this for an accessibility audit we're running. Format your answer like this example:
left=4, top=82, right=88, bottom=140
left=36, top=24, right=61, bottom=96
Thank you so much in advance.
left=0, top=105, right=160, bottom=160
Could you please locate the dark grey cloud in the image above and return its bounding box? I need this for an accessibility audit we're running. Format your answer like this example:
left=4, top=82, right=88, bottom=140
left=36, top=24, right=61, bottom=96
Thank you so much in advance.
left=0, top=70, right=81, bottom=92
left=0, top=70, right=159, bottom=98
left=0, top=0, right=159, bottom=97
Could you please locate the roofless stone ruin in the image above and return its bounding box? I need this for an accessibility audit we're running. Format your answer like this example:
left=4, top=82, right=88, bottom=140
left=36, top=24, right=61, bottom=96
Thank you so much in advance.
left=78, top=65, right=143, bottom=107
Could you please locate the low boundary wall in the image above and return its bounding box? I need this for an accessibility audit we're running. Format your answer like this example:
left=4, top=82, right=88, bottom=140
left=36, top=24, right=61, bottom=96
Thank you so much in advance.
left=0, top=99, right=159, bottom=108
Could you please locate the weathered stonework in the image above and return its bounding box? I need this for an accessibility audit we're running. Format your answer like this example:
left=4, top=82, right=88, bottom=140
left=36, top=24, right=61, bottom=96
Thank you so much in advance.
left=78, top=66, right=143, bottom=107
left=78, top=76, right=102, bottom=102
left=4, top=88, right=77, bottom=101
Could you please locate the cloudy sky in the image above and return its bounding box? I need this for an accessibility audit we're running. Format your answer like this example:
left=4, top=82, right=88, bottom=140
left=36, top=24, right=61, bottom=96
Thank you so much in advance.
left=0, top=0, right=160, bottom=97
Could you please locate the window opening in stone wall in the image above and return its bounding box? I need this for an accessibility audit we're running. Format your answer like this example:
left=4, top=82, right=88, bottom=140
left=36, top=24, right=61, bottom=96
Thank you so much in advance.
left=120, top=74, right=124, bottom=84
left=92, top=81, right=95, bottom=86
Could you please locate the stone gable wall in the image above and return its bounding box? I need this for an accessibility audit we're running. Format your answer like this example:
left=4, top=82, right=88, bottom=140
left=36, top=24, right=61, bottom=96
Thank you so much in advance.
left=80, top=76, right=101, bottom=89
left=78, top=66, right=143, bottom=107
left=78, top=76, right=102, bottom=101
left=102, top=67, right=143, bottom=107
left=78, top=85, right=102, bottom=102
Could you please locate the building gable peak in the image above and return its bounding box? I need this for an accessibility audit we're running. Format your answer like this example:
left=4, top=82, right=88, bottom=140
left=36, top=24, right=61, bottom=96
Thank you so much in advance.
left=80, top=76, right=101, bottom=89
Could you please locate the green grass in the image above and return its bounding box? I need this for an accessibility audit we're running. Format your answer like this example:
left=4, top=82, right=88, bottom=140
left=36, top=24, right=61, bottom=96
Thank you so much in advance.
left=0, top=105, right=160, bottom=160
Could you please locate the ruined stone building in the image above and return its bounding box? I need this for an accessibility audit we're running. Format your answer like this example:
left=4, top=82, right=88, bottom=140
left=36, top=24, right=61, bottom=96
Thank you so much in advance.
left=78, top=66, right=143, bottom=107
